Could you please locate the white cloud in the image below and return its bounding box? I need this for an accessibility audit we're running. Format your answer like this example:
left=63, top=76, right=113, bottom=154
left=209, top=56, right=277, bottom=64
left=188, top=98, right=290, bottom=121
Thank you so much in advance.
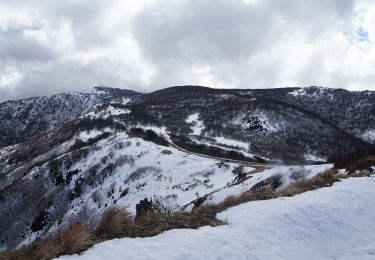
left=0, top=0, right=374, bottom=101
left=0, top=64, right=23, bottom=90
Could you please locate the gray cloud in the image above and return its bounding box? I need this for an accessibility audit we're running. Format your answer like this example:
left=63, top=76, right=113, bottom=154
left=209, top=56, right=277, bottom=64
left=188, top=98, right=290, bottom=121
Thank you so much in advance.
left=0, top=0, right=374, bottom=101
left=0, top=28, right=56, bottom=61
left=133, top=0, right=354, bottom=62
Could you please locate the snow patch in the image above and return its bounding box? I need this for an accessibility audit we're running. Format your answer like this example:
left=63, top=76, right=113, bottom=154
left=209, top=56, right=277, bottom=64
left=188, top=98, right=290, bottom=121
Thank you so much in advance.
left=120, top=97, right=132, bottom=105
left=185, top=113, right=205, bottom=135
left=77, top=130, right=103, bottom=142
left=288, top=87, right=332, bottom=99
left=92, top=88, right=108, bottom=95
left=190, top=139, right=256, bottom=159
left=84, top=104, right=131, bottom=119
left=214, top=137, right=249, bottom=150
left=107, top=106, right=131, bottom=116
left=288, top=88, right=307, bottom=97
left=254, top=112, right=279, bottom=132
left=304, top=154, right=326, bottom=162
left=361, top=129, right=375, bottom=143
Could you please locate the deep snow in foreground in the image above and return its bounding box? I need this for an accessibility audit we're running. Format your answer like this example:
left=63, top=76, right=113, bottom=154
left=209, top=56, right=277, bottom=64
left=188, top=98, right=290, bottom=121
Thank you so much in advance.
left=60, top=176, right=375, bottom=260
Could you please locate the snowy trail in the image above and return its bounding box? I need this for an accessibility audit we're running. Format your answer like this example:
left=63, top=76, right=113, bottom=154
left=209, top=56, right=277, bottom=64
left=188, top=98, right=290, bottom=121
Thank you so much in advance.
left=60, top=176, right=375, bottom=260
left=168, top=141, right=269, bottom=167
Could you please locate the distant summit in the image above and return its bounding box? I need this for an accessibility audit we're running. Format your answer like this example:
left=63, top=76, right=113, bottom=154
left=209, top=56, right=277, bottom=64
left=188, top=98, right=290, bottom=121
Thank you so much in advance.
left=93, top=86, right=140, bottom=96
left=0, top=86, right=141, bottom=147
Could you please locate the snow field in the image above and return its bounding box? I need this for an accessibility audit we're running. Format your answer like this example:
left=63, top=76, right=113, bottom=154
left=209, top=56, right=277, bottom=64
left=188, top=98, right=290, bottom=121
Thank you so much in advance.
left=60, top=176, right=375, bottom=260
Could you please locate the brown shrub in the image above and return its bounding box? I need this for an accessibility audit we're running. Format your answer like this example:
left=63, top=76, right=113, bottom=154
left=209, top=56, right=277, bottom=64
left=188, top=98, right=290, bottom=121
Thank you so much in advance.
left=0, top=237, right=58, bottom=260
left=214, top=184, right=277, bottom=212
left=0, top=224, right=96, bottom=260
left=215, top=169, right=348, bottom=211
left=0, top=248, right=29, bottom=260
left=277, top=180, right=308, bottom=197
left=278, top=169, right=347, bottom=197
left=314, top=169, right=344, bottom=184
left=161, top=150, right=173, bottom=155
left=249, top=185, right=277, bottom=200
left=96, top=207, right=135, bottom=239
left=1, top=206, right=224, bottom=259
left=133, top=208, right=224, bottom=237
left=191, top=205, right=222, bottom=226
left=27, top=238, right=60, bottom=260
left=216, top=195, right=237, bottom=210
left=350, top=169, right=372, bottom=177
left=58, top=224, right=97, bottom=255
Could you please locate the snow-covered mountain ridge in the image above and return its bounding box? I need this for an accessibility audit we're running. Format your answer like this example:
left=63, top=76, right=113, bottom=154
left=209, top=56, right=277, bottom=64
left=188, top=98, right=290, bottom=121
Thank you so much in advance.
left=0, top=86, right=140, bottom=148
left=0, top=111, right=334, bottom=250
left=130, top=85, right=375, bottom=162
left=0, top=85, right=375, bottom=252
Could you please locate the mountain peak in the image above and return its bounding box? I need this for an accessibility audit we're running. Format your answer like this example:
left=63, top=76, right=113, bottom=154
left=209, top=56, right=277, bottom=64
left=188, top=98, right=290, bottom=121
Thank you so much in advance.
left=92, top=85, right=141, bottom=96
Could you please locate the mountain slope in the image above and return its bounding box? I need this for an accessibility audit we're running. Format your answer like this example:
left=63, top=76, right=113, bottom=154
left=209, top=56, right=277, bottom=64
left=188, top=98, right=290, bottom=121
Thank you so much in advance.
left=0, top=97, right=332, bottom=250
left=0, top=86, right=140, bottom=148
left=130, top=86, right=374, bottom=163
left=1, top=85, right=375, bottom=251
left=230, top=86, right=375, bottom=143
left=59, top=176, right=375, bottom=260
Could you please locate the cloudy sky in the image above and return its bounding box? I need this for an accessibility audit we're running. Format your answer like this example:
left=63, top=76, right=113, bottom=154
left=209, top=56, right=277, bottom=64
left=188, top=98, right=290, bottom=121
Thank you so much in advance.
left=0, top=0, right=374, bottom=101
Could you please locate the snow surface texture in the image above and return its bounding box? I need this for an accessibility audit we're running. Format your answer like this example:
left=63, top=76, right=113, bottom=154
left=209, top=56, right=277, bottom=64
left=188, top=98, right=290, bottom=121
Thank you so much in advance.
left=60, top=176, right=375, bottom=260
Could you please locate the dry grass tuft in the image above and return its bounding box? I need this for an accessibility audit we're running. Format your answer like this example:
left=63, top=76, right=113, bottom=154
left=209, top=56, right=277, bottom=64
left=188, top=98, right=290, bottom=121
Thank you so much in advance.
left=216, top=195, right=238, bottom=210
left=26, top=238, right=60, bottom=260
left=133, top=207, right=224, bottom=237
left=214, top=169, right=352, bottom=212
left=0, top=224, right=96, bottom=260
left=214, top=184, right=277, bottom=212
left=350, top=169, right=372, bottom=177
left=0, top=247, right=30, bottom=260
left=278, top=169, right=345, bottom=197
left=95, top=207, right=134, bottom=239
left=58, top=223, right=97, bottom=255
left=0, top=206, right=224, bottom=259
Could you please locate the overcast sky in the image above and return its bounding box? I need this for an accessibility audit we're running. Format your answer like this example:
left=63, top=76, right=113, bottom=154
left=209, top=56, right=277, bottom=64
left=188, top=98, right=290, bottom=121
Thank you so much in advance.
left=0, top=0, right=374, bottom=101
